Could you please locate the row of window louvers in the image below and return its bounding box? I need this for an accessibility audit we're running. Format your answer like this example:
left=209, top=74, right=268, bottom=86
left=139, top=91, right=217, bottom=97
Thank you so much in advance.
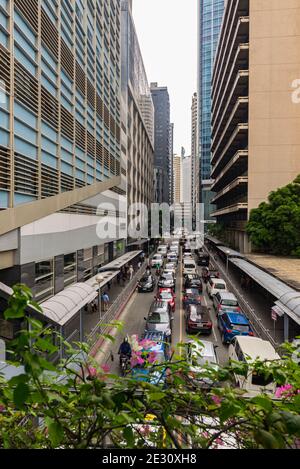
left=60, top=204, right=124, bottom=218
left=14, top=1, right=121, bottom=125
left=0, top=147, right=121, bottom=198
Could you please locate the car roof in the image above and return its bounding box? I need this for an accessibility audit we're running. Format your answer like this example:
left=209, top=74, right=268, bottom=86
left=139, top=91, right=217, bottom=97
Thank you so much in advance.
left=233, top=336, right=280, bottom=361
left=187, top=339, right=216, bottom=358
left=217, top=292, right=237, bottom=300
left=211, top=278, right=226, bottom=284
left=224, top=312, right=249, bottom=325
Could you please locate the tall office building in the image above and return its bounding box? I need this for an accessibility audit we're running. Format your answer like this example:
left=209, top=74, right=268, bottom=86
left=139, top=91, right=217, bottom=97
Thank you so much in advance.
left=0, top=0, right=126, bottom=300
left=198, top=0, right=224, bottom=220
left=169, top=123, right=174, bottom=206
left=211, top=0, right=300, bottom=253
left=121, top=0, right=154, bottom=245
left=191, top=93, right=199, bottom=224
left=173, top=155, right=182, bottom=205
left=151, top=83, right=171, bottom=205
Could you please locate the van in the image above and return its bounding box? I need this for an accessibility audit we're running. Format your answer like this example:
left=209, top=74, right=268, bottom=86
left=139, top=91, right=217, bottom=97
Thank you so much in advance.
left=157, top=245, right=168, bottom=257
left=229, top=336, right=281, bottom=397
left=183, top=259, right=197, bottom=276
left=206, top=278, right=227, bottom=298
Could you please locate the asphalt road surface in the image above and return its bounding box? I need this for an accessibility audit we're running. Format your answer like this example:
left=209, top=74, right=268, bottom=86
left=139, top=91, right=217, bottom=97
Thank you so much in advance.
left=97, top=244, right=229, bottom=375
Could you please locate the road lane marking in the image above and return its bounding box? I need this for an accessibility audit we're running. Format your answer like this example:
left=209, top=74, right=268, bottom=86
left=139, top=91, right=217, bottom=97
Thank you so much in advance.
left=203, top=293, right=218, bottom=343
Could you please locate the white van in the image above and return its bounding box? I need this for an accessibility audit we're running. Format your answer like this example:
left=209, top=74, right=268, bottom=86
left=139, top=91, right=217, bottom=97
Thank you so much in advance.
left=206, top=278, right=227, bottom=298
left=229, top=336, right=281, bottom=397
left=183, top=259, right=197, bottom=276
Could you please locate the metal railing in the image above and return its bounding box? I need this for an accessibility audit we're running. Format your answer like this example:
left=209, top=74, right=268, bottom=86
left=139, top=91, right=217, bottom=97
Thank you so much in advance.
left=205, top=246, right=280, bottom=351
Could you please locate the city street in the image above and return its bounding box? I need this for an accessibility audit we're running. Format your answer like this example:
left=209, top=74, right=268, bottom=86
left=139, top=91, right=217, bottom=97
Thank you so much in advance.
left=96, top=245, right=229, bottom=374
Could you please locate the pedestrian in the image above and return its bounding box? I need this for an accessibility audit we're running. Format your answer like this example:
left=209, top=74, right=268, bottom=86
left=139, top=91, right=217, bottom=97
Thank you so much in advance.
left=129, top=264, right=134, bottom=280
left=102, top=292, right=110, bottom=311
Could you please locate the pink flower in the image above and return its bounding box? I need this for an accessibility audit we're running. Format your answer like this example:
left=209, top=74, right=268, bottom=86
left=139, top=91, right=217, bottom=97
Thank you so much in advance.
left=147, top=351, right=158, bottom=364
left=131, top=352, right=145, bottom=368
left=139, top=339, right=156, bottom=349
left=0, top=404, right=5, bottom=413
left=215, top=438, right=224, bottom=446
left=275, top=384, right=293, bottom=398
left=101, top=364, right=111, bottom=373
left=211, top=395, right=222, bottom=406
left=87, top=366, right=97, bottom=378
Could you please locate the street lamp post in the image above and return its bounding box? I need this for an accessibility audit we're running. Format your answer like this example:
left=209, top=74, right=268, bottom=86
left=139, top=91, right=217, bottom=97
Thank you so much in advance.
left=95, top=275, right=104, bottom=321
left=226, top=250, right=230, bottom=275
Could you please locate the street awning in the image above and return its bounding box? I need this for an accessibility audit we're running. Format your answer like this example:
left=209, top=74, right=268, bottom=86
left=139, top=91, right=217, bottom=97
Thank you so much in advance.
left=98, top=251, right=142, bottom=272
left=40, top=283, right=97, bottom=327
left=217, top=246, right=245, bottom=258
left=205, top=236, right=224, bottom=246
left=85, top=270, right=120, bottom=291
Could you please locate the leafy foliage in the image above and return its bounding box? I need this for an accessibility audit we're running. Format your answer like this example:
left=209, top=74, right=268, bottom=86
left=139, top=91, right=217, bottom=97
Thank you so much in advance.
left=0, top=285, right=300, bottom=449
left=246, top=175, right=300, bottom=257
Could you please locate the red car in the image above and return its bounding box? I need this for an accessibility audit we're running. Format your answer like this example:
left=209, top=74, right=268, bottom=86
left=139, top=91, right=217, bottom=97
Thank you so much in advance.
left=156, top=288, right=176, bottom=312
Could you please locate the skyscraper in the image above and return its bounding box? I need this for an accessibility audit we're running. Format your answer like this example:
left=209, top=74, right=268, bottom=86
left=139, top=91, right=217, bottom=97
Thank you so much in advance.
left=211, top=0, right=300, bottom=253
left=0, top=0, right=125, bottom=299
left=121, top=0, right=154, bottom=245
left=198, top=0, right=224, bottom=220
left=151, top=83, right=171, bottom=204
left=169, top=123, right=174, bottom=206
left=191, top=92, right=199, bottom=224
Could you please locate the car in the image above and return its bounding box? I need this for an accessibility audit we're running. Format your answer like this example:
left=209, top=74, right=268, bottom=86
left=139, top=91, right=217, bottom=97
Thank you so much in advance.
left=212, top=292, right=240, bottom=314
left=196, top=253, right=210, bottom=267
left=149, top=300, right=172, bottom=319
left=158, top=272, right=176, bottom=291
left=217, top=312, right=255, bottom=345
left=183, top=259, right=197, bottom=276
left=156, top=288, right=176, bottom=312
left=184, top=340, right=219, bottom=388
left=167, top=252, right=178, bottom=264
left=157, top=246, right=168, bottom=257
left=184, top=274, right=203, bottom=293
left=165, top=262, right=177, bottom=273
left=185, top=304, right=212, bottom=335
left=138, top=274, right=156, bottom=293
left=151, top=254, right=164, bottom=268
left=131, top=331, right=170, bottom=385
left=163, top=269, right=177, bottom=282
left=144, top=308, right=173, bottom=339
left=182, top=288, right=202, bottom=309
left=229, top=336, right=281, bottom=397
left=170, top=244, right=179, bottom=253
left=206, top=278, right=227, bottom=298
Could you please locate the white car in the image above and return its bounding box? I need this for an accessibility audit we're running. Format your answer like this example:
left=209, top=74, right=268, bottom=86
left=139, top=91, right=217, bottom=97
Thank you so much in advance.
left=167, top=253, right=178, bottom=264
left=206, top=278, right=227, bottom=298
left=157, top=246, right=168, bottom=257
left=185, top=339, right=219, bottom=387
left=183, top=260, right=197, bottom=276
left=151, top=254, right=164, bottom=268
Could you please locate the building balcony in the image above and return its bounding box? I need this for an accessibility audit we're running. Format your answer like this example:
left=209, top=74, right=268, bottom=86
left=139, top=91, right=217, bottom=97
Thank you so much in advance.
left=211, top=123, right=248, bottom=171
left=211, top=149, right=248, bottom=191
left=211, top=177, right=248, bottom=205
left=212, top=0, right=249, bottom=90
left=212, top=96, right=249, bottom=157
left=212, top=69, right=249, bottom=138
left=212, top=42, right=249, bottom=126
left=211, top=202, right=248, bottom=218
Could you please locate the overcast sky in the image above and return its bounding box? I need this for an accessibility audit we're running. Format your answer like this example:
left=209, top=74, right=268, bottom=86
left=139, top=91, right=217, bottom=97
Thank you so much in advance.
left=132, top=0, right=198, bottom=155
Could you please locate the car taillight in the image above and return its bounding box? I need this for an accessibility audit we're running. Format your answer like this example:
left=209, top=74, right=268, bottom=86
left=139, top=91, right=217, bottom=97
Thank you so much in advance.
left=249, top=332, right=254, bottom=336
left=236, top=307, right=241, bottom=312
left=207, top=322, right=212, bottom=328
left=218, top=305, right=222, bottom=311
left=227, top=329, right=233, bottom=334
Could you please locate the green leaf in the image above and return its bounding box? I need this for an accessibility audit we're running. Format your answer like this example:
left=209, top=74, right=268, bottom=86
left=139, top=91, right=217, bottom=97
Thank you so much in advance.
left=4, top=307, right=25, bottom=320
left=8, top=374, right=29, bottom=387
left=13, top=382, right=29, bottom=408
left=123, top=426, right=135, bottom=446
left=219, top=401, right=241, bottom=423
left=37, top=357, right=57, bottom=372
left=35, top=337, right=57, bottom=354
left=251, top=396, right=273, bottom=413
left=45, top=418, right=64, bottom=447
left=280, top=412, right=300, bottom=436
left=254, top=429, right=283, bottom=449
left=148, top=392, right=166, bottom=401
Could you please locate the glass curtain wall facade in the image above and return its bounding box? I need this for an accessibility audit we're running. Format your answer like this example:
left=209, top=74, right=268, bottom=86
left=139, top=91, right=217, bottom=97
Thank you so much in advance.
left=198, top=0, right=224, bottom=219
left=0, top=0, right=126, bottom=299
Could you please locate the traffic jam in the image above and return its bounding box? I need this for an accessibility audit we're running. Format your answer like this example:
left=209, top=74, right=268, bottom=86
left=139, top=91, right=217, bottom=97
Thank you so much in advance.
left=116, top=231, right=280, bottom=397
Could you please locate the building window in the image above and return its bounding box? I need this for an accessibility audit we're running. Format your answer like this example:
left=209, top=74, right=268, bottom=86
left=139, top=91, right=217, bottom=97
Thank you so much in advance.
left=64, top=253, right=77, bottom=287
left=35, top=259, right=54, bottom=302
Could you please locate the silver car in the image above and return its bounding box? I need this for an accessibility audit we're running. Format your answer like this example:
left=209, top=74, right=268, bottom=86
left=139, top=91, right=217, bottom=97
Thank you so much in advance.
left=144, top=307, right=173, bottom=339
left=212, top=292, right=240, bottom=315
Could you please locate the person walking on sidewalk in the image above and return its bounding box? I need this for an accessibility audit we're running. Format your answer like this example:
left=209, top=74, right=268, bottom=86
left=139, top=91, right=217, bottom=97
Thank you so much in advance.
left=129, top=264, right=134, bottom=280
left=102, top=292, right=110, bottom=311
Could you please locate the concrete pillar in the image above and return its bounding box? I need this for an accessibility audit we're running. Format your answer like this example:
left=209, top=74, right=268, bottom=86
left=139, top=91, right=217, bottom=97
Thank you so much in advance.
left=79, top=309, right=84, bottom=342
left=284, top=314, right=290, bottom=342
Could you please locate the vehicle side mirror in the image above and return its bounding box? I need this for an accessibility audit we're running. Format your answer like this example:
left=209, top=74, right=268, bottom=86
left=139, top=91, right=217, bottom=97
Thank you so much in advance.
left=144, top=317, right=147, bottom=321
left=171, top=316, right=175, bottom=321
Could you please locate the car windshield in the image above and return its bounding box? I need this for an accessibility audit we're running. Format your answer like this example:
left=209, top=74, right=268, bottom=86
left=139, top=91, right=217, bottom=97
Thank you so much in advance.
left=159, top=292, right=173, bottom=300
left=214, top=283, right=226, bottom=289
left=162, top=274, right=173, bottom=280
left=141, top=276, right=151, bottom=282
left=148, top=312, right=169, bottom=324
left=185, top=264, right=195, bottom=269
left=154, top=255, right=162, bottom=260
left=232, top=324, right=250, bottom=333
left=222, top=299, right=238, bottom=307
left=186, top=289, right=199, bottom=296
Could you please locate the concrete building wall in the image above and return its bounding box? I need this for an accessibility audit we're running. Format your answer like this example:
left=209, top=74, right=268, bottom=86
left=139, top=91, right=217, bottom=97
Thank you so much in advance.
left=248, top=0, right=300, bottom=212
